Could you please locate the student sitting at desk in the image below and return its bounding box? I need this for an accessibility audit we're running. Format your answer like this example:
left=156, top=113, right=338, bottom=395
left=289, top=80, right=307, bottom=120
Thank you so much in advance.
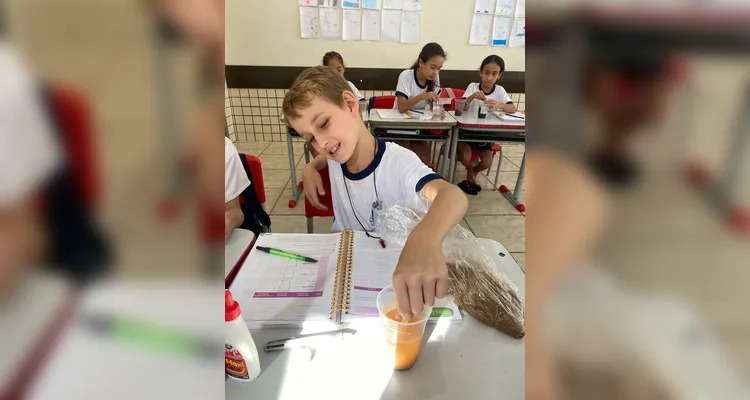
left=393, top=42, right=447, bottom=165
left=224, top=137, right=250, bottom=240
left=457, top=55, right=517, bottom=195
left=283, top=66, right=468, bottom=320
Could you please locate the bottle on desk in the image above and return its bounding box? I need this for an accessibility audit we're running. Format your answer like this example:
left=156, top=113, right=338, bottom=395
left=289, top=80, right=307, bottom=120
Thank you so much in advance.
left=225, top=289, right=261, bottom=382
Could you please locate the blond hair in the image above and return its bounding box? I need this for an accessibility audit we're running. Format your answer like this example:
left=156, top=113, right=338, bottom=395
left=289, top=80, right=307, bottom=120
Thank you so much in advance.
left=282, top=66, right=351, bottom=121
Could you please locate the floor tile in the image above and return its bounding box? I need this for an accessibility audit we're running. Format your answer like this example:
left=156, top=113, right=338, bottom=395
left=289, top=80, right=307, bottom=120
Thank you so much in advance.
left=464, top=215, right=525, bottom=253
left=459, top=218, right=472, bottom=233
left=270, top=188, right=307, bottom=215
left=500, top=144, right=526, bottom=158
left=465, top=187, right=523, bottom=215
left=506, top=158, right=524, bottom=169
left=260, top=141, right=306, bottom=156
left=235, top=142, right=270, bottom=156
left=261, top=169, right=290, bottom=189
left=258, top=153, right=300, bottom=170
left=267, top=215, right=307, bottom=233
left=261, top=189, right=284, bottom=211
left=510, top=253, right=525, bottom=272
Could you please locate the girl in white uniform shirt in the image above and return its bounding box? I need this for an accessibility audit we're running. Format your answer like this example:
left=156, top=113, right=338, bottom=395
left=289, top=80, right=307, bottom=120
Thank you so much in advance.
left=458, top=55, right=517, bottom=195
left=393, top=42, right=447, bottom=165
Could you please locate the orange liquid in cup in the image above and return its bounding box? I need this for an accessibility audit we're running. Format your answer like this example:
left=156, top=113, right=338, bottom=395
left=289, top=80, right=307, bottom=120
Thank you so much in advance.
left=385, top=308, right=425, bottom=370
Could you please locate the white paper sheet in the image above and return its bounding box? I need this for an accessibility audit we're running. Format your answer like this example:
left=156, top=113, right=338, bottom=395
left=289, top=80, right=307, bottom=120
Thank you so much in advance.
left=362, top=0, right=382, bottom=9
left=402, top=0, right=423, bottom=11
left=343, top=9, right=362, bottom=40
left=342, top=0, right=361, bottom=8
left=469, top=13, right=492, bottom=45
left=299, top=6, right=320, bottom=38
left=380, top=9, right=401, bottom=42
left=320, top=7, right=342, bottom=39
left=299, top=0, right=316, bottom=6
left=474, top=0, right=496, bottom=14
left=400, top=11, right=420, bottom=44
left=383, top=0, right=403, bottom=9
left=515, top=0, right=525, bottom=17
left=495, top=0, right=515, bottom=16
left=509, top=17, right=525, bottom=47
left=319, top=0, right=339, bottom=6
left=362, top=9, right=381, bottom=41
left=492, top=15, right=512, bottom=46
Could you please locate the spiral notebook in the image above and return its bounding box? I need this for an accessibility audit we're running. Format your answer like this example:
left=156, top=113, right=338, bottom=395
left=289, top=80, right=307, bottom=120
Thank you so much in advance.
left=229, top=230, right=462, bottom=328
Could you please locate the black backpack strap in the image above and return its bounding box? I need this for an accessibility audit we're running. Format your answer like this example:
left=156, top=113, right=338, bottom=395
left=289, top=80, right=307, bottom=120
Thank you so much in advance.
left=237, top=153, right=271, bottom=234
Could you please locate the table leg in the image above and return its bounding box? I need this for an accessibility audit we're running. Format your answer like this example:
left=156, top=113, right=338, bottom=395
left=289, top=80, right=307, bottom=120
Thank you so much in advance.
left=448, top=127, right=459, bottom=183
left=493, top=148, right=503, bottom=189
left=287, top=133, right=298, bottom=199
left=500, top=152, right=525, bottom=212
left=441, top=130, right=451, bottom=177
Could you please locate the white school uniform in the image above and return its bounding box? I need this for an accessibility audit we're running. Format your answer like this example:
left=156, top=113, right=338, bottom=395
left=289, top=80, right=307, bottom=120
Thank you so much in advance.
left=394, top=69, right=442, bottom=110
left=327, top=138, right=443, bottom=233
left=462, top=83, right=513, bottom=104
left=225, top=137, right=251, bottom=203
left=0, top=42, right=61, bottom=207
left=346, top=80, right=364, bottom=100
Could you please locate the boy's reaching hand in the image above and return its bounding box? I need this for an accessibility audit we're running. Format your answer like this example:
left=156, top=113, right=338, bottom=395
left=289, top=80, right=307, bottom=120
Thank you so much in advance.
left=392, top=230, right=448, bottom=320
left=303, top=164, right=328, bottom=211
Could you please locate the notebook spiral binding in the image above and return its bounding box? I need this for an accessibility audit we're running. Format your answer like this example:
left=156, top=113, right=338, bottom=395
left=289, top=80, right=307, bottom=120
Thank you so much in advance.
left=330, top=229, right=354, bottom=323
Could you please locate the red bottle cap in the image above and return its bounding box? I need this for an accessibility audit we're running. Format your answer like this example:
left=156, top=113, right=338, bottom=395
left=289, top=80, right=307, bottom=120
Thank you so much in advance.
left=225, top=290, right=241, bottom=322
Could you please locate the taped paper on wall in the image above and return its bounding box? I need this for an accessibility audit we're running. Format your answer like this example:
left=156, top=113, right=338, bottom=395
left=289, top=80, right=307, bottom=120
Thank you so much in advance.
left=383, top=0, right=403, bottom=10
left=400, top=11, right=420, bottom=44
left=515, top=0, right=525, bottom=17
left=381, top=9, right=401, bottom=42
left=343, top=0, right=361, bottom=8
left=319, top=0, right=339, bottom=7
left=299, top=0, right=316, bottom=6
left=343, top=9, right=362, bottom=40
left=362, top=9, right=381, bottom=41
left=362, top=0, right=382, bottom=9
left=492, top=15, right=511, bottom=46
left=495, top=0, right=515, bottom=16
left=474, top=0, right=495, bottom=14
left=299, top=6, right=320, bottom=38
left=469, top=13, right=492, bottom=45
left=402, top=0, right=423, bottom=11
left=320, top=7, right=342, bottom=39
left=509, top=17, right=525, bottom=47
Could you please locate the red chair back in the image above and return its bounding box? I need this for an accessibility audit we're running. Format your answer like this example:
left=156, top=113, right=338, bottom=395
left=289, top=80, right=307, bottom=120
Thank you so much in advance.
left=48, top=84, right=100, bottom=208
left=305, top=166, right=334, bottom=218
left=240, top=154, right=266, bottom=205
left=368, top=95, right=396, bottom=110
left=442, top=88, right=465, bottom=99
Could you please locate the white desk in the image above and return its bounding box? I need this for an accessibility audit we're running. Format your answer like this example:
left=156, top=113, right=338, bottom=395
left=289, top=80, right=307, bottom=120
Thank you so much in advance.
left=226, top=238, right=525, bottom=400
left=225, top=228, right=256, bottom=279
left=449, top=111, right=526, bottom=212
left=367, top=110, right=458, bottom=178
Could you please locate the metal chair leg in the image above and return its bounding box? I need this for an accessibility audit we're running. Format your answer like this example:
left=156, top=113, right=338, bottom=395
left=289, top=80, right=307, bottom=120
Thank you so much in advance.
left=307, top=218, right=314, bottom=234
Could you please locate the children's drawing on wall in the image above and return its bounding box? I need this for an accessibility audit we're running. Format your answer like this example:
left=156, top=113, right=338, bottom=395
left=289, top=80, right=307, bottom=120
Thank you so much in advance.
left=319, top=0, right=339, bottom=7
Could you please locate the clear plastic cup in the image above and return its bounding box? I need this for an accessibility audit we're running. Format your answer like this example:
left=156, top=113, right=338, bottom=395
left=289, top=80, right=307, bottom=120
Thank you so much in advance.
left=431, top=99, right=441, bottom=120
left=358, top=99, right=368, bottom=121
left=376, top=285, right=432, bottom=371
left=455, top=99, right=466, bottom=116
left=478, top=101, right=488, bottom=119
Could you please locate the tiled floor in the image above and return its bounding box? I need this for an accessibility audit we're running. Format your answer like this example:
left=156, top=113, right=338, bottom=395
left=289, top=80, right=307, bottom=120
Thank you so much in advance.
left=235, top=140, right=526, bottom=271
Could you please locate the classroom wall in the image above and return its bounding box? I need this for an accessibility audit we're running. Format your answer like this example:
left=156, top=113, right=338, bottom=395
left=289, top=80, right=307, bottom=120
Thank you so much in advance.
left=225, top=0, right=526, bottom=71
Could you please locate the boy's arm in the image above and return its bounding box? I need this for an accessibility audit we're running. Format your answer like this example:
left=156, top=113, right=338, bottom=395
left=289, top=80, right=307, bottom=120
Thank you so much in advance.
left=225, top=196, right=245, bottom=240
left=392, top=179, right=468, bottom=320
left=308, top=152, right=328, bottom=171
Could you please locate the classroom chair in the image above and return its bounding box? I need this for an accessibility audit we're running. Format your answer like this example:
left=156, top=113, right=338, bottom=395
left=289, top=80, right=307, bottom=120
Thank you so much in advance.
left=43, top=83, right=110, bottom=281
left=304, top=166, right=334, bottom=233
left=368, top=95, right=396, bottom=110
left=238, top=153, right=271, bottom=234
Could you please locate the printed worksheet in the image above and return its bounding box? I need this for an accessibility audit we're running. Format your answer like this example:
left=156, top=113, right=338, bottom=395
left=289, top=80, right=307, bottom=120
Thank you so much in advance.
left=343, top=9, right=362, bottom=40
left=383, top=0, right=403, bottom=10
left=381, top=9, right=402, bottom=42
left=402, top=0, right=423, bottom=11
left=348, top=231, right=402, bottom=316
left=515, top=0, right=525, bottom=17
left=342, top=0, right=361, bottom=8
left=362, top=0, right=382, bottom=9
left=320, top=7, right=342, bottom=39
left=229, top=233, right=342, bottom=326
left=495, top=0, right=515, bottom=16
left=362, top=9, right=381, bottom=41
left=509, top=17, right=525, bottom=47
left=299, top=6, right=320, bottom=38
left=492, top=15, right=512, bottom=46
left=469, top=13, right=492, bottom=45
left=400, top=11, right=420, bottom=44
left=474, top=0, right=496, bottom=14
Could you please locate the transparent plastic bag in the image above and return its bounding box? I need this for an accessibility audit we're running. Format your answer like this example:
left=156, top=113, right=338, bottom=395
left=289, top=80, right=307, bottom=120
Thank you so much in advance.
left=374, top=195, right=525, bottom=338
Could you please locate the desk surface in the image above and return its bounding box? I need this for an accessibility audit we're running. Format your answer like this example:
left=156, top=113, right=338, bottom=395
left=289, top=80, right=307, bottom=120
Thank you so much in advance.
left=451, top=111, right=525, bottom=129
left=226, top=238, right=525, bottom=400
left=225, top=229, right=256, bottom=278
left=368, top=109, right=457, bottom=128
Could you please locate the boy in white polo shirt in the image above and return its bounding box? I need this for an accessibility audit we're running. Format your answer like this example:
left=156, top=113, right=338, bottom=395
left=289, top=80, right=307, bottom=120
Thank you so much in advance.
left=224, top=137, right=250, bottom=240
left=283, top=66, right=468, bottom=321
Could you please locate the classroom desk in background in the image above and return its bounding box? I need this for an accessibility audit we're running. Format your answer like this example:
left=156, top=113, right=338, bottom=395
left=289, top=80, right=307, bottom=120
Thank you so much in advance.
left=225, top=238, right=525, bottom=400
left=449, top=111, right=526, bottom=212
left=367, top=109, right=457, bottom=178
left=225, top=228, right=256, bottom=283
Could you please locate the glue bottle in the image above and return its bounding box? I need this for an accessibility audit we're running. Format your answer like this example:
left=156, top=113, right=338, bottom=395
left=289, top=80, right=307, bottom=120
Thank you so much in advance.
left=225, top=289, right=261, bottom=381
